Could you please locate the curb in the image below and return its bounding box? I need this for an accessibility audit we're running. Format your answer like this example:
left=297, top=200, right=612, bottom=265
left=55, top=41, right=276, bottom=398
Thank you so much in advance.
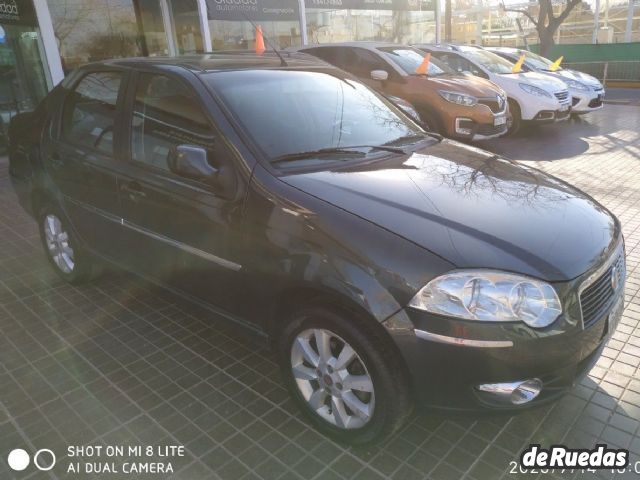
left=603, top=100, right=640, bottom=106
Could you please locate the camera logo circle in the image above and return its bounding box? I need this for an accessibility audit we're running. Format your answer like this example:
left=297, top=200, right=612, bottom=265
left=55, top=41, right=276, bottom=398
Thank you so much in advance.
left=7, top=448, right=56, bottom=471
left=7, top=449, right=29, bottom=471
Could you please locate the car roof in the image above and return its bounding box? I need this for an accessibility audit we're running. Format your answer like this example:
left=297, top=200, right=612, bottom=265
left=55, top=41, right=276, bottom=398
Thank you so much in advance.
left=413, top=44, right=484, bottom=53
left=78, top=52, right=331, bottom=74
left=289, top=42, right=415, bottom=52
left=487, top=47, right=522, bottom=55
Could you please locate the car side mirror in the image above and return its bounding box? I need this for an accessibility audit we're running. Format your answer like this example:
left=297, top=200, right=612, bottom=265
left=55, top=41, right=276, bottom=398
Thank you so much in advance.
left=370, top=70, right=389, bottom=81
left=168, top=145, right=218, bottom=183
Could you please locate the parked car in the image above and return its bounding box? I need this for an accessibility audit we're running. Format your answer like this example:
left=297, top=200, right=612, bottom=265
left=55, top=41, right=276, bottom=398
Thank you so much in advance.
left=289, top=42, right=509, bottom=141
left=414, top=44, right=572, bottom=134
left=9, top=53, right=625, bottom=444
left=487, top=47, right=605, bottom=114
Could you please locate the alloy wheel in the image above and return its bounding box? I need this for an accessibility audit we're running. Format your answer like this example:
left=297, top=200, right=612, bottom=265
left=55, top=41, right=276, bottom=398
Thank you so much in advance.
left=290, top=328, right=375, bottom=429
left=43, top=214, right=75, bottom=274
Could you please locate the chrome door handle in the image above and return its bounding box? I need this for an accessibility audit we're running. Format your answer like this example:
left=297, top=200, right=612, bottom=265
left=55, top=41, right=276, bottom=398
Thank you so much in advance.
left=121, top=183, right=147, bottom=200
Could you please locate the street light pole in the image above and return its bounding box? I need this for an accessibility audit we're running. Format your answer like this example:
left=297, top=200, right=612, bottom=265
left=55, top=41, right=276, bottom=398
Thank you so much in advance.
left=445, top=0, right=452, bottom=42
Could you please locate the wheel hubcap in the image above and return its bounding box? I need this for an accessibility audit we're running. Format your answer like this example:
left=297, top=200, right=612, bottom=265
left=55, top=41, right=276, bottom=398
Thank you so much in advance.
left=291, top=328, right=375, bottom=429
left=43, top=214, right=75, bottom=274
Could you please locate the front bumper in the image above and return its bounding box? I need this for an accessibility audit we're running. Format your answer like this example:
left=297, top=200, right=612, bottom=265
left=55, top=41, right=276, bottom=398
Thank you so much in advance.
left=383, top=256, right=624, bottom=411
left=530, top=105, right=571, bottom=124
left=572, top=88, right=605, bottom=113
left=453, top=117, right=509, bottom=141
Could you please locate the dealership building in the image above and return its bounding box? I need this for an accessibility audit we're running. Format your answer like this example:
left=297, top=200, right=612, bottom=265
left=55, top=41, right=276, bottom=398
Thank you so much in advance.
left=0, top=0, right=436, bottom=121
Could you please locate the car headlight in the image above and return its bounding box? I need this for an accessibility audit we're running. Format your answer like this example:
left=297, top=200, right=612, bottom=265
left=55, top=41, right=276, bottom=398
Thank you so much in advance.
left=408, top=270, right=562, bottom=328
left=439, top=90, right=477, bottom=106
left=519, top=83, right=552, bottom=98
left=563, top=79, right=589, bottom=91
left=386, top=95, right=421, bottom=122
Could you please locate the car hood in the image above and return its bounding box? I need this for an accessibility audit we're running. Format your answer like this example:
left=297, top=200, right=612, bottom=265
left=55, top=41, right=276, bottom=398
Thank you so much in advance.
left=425, top=74, right=504, bottom=97
left=554, top=69, right=603, bottom=88
left=281, top=142, right=617, bottom=282
left=496, top=71, right=567, bottom=93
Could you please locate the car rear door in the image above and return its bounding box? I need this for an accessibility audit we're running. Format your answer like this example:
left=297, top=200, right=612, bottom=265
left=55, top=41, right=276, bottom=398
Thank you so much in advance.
left=45, top=68, right=129, bottom=259
left=115, top=70, right=247, bottom=315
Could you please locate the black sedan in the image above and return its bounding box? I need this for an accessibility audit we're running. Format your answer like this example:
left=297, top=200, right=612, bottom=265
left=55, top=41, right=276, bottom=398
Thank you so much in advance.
left=8, top=52, right=625, bottom=444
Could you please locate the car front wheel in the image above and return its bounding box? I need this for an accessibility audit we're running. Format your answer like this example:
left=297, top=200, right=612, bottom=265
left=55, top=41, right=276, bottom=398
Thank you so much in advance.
left=278, top=306, right=412, bottom=444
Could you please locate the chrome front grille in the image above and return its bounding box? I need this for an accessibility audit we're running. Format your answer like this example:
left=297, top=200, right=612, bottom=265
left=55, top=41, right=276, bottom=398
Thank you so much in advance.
left=554, top=90, right=570, bottom=103
left=579, top=250, right=625, bottom=329
left=478, top=96, right=506, bottom=114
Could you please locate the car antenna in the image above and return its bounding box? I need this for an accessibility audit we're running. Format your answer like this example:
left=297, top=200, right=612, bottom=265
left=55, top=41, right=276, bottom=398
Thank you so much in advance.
left=242, top=13, right=288, bottom=67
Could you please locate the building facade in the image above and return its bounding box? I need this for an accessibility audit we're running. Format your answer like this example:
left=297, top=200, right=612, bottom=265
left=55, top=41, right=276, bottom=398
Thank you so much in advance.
left=0, top=0, right=437, bottom=126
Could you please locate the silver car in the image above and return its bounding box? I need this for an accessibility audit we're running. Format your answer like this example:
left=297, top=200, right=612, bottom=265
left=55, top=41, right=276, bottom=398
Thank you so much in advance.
left=488, top=47, right=605, bottom=114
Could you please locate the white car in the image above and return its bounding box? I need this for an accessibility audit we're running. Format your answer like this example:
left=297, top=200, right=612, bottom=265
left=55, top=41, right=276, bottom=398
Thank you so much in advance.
left=413, top=44, right=572, bottom=135
left=487, top=47, right=605, bottom=115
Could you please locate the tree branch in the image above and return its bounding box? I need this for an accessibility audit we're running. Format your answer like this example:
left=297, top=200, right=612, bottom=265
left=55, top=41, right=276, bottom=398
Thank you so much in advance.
left=553, top=0, right=582, bottom=25
left=501, top=5, right=538, bottom=26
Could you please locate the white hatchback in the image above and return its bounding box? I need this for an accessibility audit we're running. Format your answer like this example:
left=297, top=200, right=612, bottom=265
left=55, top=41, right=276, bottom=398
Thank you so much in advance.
left=488, top=47, right=605, bottom=115
left=414, top=44, right=572, bottom=135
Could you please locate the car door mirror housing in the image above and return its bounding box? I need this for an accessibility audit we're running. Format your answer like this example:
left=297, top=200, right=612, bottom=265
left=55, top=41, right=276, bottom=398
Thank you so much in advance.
left=371, top=70, right=389, bottom=81
left=169, top=145, right=218, bottom=183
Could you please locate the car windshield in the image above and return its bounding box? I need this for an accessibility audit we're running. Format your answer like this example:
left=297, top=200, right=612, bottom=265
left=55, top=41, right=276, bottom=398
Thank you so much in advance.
left=458, top=46, right=515, bottom=74
left=378, top=47, right=454, bottom=76
left=205, top=70, right=422, bottom=169
left=523, top=51, right=558, bottom=71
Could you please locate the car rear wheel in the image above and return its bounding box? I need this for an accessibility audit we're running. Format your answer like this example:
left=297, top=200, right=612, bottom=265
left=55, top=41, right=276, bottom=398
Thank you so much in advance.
left=277, top=306, right=412, bottom=444
left=38, top=205, right=94, bottom=284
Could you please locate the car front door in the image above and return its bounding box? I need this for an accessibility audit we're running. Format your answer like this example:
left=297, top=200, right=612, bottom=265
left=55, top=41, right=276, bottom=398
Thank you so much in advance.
left=116, top=71, right=246, bottom=315
left=45, top=69, right=129, bottom=259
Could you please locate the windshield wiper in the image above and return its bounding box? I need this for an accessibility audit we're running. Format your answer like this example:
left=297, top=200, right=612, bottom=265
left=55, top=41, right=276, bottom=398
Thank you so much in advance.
left=271, top=148, right=366, bottom=165
left=384, top=132, right=442, bottom=146
left=271, top=145, right=405, bottom=165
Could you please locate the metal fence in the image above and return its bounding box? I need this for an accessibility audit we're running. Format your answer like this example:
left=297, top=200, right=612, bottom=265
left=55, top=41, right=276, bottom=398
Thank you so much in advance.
left=564, top=61, right=640, bottom=84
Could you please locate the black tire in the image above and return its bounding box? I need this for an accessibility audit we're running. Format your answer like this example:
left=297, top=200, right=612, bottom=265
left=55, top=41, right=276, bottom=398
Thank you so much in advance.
left=38, top=204, right=94, bottom=284
left=418, top=110, right=441, bottom=134
left=507, top=99, right=522, bottom=136
left=277, top=305, right=412, bottom=444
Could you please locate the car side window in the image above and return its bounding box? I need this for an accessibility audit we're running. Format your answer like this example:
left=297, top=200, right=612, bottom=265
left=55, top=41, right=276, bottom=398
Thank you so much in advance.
left=445, top=53, right=488, bottom=78
left=61, top=71, right=122, bottom=155
left=303, top=47, right=342, bottom=67
left=348, top=48, right=389, bottom=77
left=131, top=73, right=216, bottom=172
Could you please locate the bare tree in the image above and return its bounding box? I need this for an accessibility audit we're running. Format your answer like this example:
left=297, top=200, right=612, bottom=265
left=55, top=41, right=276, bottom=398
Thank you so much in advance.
left=51, top=0, right=94, bottom=47
left=500, top=0, right=583, bottom=56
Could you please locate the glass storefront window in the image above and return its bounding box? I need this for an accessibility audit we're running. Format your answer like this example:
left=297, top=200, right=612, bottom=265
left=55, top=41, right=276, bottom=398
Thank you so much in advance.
left=47, top=0, right=144, bottom=72
left=206, top=0, right=302, bottom=50
left=169, top=0, right=204, bottom=54
left=0, top=0, right=50, bottom=148
left=305, top=8, right=435, bottom=44
left=209, top=19, right=301, bottom=50
left=135, top=0, right=169, bottom=56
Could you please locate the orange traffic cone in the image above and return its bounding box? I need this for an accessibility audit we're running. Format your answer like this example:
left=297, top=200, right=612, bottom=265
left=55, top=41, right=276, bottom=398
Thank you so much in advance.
left=415, top=53, right=431, bottom=75
left=255, top=25, right=265, bottom=55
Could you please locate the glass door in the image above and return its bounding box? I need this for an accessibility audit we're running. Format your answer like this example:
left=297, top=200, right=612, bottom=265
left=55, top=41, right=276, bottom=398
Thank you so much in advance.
left=168, top=0, right=204, bottom=54
left=134, top=0, right=171, bottom=56
left=0, top=1, right=50, bottom=151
